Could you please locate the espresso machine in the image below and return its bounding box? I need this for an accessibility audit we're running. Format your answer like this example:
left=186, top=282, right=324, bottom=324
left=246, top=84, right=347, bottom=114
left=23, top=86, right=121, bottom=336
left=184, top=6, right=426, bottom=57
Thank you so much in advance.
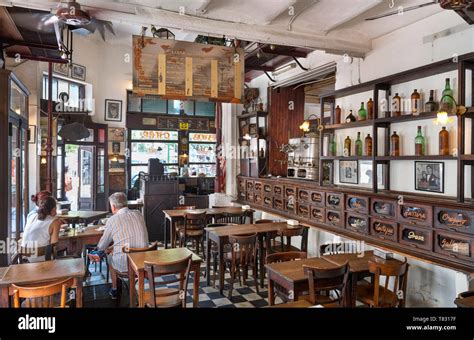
left=286, top=137, right=319, bottom=180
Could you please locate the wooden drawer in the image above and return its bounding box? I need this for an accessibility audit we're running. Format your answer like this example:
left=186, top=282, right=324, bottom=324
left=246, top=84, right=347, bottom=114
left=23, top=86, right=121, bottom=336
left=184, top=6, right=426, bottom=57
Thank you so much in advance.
left=296, top=203, right=310, bottom=219
left=273, top=184, right=283, bottom=197
left=285, top=198, right=296, bottom=214
left=263, top=196, right=273, bottom=208
left=263, top=183, right=273, bottom=195
left=284, top=185, right=296, bottom=199
left=238, top=178, right=246, bottom=192
left=254, top=193, right=263, bottom=205
left=346, top=213, right=369, bottom=235
left=371, top=199, right=397, bottom=219
left=246, top=192, right=254, bottom=203
left=326, top=210, right=344, bottom=228
left=434, top=231, right=473, bottom=261
left=311, top=206, right=325, bottom=224
left=273, top=197, right=284, bottom=210
left=297, top=188, right=310, bottom=202
left=254, top=181, right=263, bottom=193
left=399, top=224, right=433, bottom=251
left=398, top=203, right=433, bottom=227
left=434, top=207, right=474, bottom=235
left=326, top=192, right=343, bottom=210
left=310, top=190, right=325, bottom=207
left=346, top=195, right=369, bottom=214
left=370, top=219, right=398, bottom=243
left=246, top=180, right=254, bottom=192
left=238, top=191, right=246, bottom=201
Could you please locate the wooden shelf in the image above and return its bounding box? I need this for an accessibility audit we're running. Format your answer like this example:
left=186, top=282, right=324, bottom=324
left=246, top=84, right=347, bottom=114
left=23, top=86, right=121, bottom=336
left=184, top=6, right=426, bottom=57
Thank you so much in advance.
left=323, top=120, right=374, bottom=130
left=375, top=111, right=450, bottom=124
left=461, top=154, right=474, bottom=161
left=375, top=155, right=457, bottom=161
left=321, top=156, right=372, bottom=161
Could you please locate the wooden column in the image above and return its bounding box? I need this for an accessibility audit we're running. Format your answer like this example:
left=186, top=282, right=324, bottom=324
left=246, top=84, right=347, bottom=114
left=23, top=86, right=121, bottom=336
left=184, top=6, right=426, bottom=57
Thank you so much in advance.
left=45, top=62, right=54, bottom=193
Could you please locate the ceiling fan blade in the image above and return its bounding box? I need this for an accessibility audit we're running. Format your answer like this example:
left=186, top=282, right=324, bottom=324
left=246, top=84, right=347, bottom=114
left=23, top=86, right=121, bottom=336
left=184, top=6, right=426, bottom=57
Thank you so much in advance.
left=365, top=1, right=438, bottom=21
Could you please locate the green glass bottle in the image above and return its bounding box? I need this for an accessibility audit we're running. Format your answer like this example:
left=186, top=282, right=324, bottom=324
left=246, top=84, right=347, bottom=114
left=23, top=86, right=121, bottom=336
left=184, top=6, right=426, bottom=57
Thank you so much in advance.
left=355, top=132, right=363, bottom=156
left=441, top=78, right=455, bottom=112
left=415, top=126, right=425, bottom=156
left=329, top=137, right=337, bottom=156
left=358, top=102, right=367, bottom=121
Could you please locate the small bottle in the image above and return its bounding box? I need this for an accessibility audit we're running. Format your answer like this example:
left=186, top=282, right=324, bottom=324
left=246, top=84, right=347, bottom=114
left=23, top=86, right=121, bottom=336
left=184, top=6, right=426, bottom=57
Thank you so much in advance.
left=439, top=127, right=449, bottom=156
left=411, top=89, right=421, bottom=115
left=345, top=110, right=356, bottom=123
left=367, top=98, right=374, bottom=120
left=344, top=136, right=352, bottom=157
left=259, top=147, right=265, bottom=158
left=365, top=134, right=373, bottom=156
left=392, top=93, right=401, bottom=117
left=329, top=137, right=337, bottom=156
left=355, top=132, right=363, bottom=156
left=415, top=126, right=425, bottom=156
left=335, top=105, right=342, bottom=124
left=358, top=102, right=367, bottom=121
left=390, top=131, right=400, bottom=156
left=425, top=90, right=438, bottom=112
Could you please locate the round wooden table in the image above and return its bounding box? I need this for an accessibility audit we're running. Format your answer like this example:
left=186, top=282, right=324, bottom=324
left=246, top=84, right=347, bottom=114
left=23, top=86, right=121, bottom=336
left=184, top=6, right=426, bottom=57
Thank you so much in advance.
left=454, top=295, right=474, bottom=308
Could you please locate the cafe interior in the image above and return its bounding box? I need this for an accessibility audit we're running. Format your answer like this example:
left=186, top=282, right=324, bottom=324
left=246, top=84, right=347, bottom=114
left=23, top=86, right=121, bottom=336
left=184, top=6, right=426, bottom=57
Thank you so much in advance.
left=0, top=0, right=474, bottom=311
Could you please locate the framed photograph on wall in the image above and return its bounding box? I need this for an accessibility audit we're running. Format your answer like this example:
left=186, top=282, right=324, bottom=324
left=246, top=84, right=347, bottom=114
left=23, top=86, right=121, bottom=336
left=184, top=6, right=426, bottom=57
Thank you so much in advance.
left=53, top=63, right=69, bottom=77
left=108, top=128, right=125, bottom=142
left=71, top=64, right=86, bottom=81
left=322, top=161, right=333, bottom=185
left=105, top=99, right=122, bottom=122
left=415, top=161, right=444, bottom=193
left=111, top=142, right=121, bottom=154
left=339, top=160, right=358, bottom=184
left=359, top=161, right=385, bottom=188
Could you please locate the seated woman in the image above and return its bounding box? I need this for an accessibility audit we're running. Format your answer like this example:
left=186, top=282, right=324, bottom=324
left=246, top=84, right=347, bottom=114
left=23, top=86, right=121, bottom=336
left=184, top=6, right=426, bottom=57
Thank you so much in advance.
left=21, top=196, right=62, bottom=262
left=26, top=190, right=52, bottom=220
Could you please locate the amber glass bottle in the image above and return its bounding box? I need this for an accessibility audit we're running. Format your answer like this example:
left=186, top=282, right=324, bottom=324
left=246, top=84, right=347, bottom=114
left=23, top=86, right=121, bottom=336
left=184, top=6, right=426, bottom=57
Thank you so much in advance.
left=390, top=131, right=400, bottom=156
left=439, top=127, right=449, bottom=156
left=335, top=105, right=341, bottom=124
left=344, top=136, right=351, bottom=157
left=411, top=89, right=421, bottom=115
left=392, top=93, right=401, bottom=117
left=365, top=134, right=373, bottom=156
left=367, top=98, right=374, bottom=120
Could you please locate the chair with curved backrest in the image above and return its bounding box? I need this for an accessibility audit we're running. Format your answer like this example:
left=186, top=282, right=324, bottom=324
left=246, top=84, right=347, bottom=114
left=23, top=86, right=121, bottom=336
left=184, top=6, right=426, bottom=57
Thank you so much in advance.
left=269, top=227, right=307, bottom=254
left=454, top=290, right=474, bottom=308
left=179, top=212, right=207, bottom=255
left=17, top=245, right=53, bottom=263
left=356, top=258, right=409, bottom=308
left=144, top=254, right=193, bottom=308
left=214, top=212, right=247, bottom=224
left=11, top=277, right=75, bottom=308
left=172, top=206, right=196, bottom=247
left=205, top=223, right=237, bottom=286
left=304, top=262, right=350, bottom=307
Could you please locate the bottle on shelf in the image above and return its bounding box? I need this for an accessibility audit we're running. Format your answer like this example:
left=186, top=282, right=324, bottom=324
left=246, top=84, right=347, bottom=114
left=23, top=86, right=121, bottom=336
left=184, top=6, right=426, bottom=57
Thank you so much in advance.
left=439, top=127, right=450, bottom=156
left=390, top=131, right=400, bottom=156
left=355, top=132, right=363, bottom=156
left=425, top=90, right=438, bottom=112
left=329, top=137, right=337, bottom=156
left=259, top=147, right=265, bottom=158
left=415, top=126, right=425, bottom=156
left=335, top=105, right=342, bottom=124
left=441, top=78, right=455, bottom=112
left=365, top=134, right=373, bottom=156
left=345, top=110, right=356, bottom=123
left=411, top=89, right=421, bottom=115
left=358, top=102, right=367, bottom=121
left=344, top=136, right=352, bottom=157
left=392, top=93, right=401, bottom=117
left=367, top=98, right=374, bottom=120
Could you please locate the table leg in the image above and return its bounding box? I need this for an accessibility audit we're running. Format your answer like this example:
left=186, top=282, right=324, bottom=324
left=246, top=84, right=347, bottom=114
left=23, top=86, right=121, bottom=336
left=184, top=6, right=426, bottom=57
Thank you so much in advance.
left=128, top=261, right=136, bottom=308
left=258, top=234, right=265, bottom=288
left=349, top=273, right=357, bottom=307
left=75, top=277, right=83, bottom=308
left=267, top=274, right=275, bottom=306
left=218, top=240, right=225, bottom=295
left=193, top=263, right=200, bottom=308
left=138, top=271, right=145, bottom=308
left=164, top=217, right=169, bottom=249
left=0, top=287, right=9, bottom=307
left=291, top=283, right=298, bottom=302
left=170, top=217, right=176, bottom=249
left=206, top=233, right=211, bottom=286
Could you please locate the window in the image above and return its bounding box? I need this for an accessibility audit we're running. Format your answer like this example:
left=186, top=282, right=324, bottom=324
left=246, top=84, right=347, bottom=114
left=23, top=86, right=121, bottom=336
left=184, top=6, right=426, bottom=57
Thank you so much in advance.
left=187, top=133, right=217, bottom=177
left=42, top=76, right=85, bottom=110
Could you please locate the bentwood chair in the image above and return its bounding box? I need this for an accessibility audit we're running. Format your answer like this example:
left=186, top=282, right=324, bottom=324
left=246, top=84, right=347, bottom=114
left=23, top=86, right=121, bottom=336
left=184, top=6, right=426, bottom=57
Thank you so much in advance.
left=173, top=206, right=196, bottom=246
left=11, top=277, right=75, bottom=308
left=214, top=212, right=247, bottom=224
left=179, top=212, right=207, bottom=255
left=205, top=223, right=237, bottom=286
left=356, top=258, right=409, bottom=308
left=144, top=254, right=193, bottom=308
left=268, top=227, right=308, bottom=254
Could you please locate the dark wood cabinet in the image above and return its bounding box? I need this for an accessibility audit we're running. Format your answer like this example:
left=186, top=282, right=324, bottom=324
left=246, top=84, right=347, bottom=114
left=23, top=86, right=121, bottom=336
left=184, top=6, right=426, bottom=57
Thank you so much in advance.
left=399, top=224, right=433, bottom=251
left=434, top=207, right=474, bottom=235
left=346, top=195, right=369, bottom=214
left=370, top=219, right=398, bottom=242
left=398, top=203, right=433, bottom=227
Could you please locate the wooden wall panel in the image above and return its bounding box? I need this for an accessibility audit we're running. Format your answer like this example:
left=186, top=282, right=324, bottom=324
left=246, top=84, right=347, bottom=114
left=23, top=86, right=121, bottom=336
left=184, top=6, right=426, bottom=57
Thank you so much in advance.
left=268, top=86, right=305, bottom=176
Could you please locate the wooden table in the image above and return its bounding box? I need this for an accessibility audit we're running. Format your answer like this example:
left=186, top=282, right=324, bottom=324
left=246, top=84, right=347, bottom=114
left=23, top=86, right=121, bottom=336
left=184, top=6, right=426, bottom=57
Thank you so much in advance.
left=205, top=222, right=301, bottom=294
left=163, top=207, right=254, bottom=249
left=454, top=295, right=474, bottom=308
left=0, top=258, right=86, bottom=307
left=57, top=210, right=109, bottom=227
left=127, top=248, right=202, bottom=308
left=57, top=225, right=104, bottom=257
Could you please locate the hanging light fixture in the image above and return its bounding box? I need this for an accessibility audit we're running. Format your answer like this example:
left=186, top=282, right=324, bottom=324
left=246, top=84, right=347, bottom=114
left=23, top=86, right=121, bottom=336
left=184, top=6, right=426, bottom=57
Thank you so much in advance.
left=434, top=94, right=467, bottom=125
left=299, top=114, right=319, bottom=133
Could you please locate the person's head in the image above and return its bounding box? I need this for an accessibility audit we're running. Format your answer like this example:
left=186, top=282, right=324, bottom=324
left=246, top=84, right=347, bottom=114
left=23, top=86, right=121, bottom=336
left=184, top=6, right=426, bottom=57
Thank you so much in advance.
left=37, top=196, right=57, bottom=220
left=427, top=165, right=433, bottom=175
left=31, top=191, right=52, bottom=208
left=422, top=171, right=427, bottom=179
left=109, top=192, right=128, bottom=214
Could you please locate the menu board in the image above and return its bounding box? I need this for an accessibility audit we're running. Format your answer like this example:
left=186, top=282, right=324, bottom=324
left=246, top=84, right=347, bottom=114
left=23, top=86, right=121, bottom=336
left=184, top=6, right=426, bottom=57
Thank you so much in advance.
left=133, top=36, right=244, bottom=102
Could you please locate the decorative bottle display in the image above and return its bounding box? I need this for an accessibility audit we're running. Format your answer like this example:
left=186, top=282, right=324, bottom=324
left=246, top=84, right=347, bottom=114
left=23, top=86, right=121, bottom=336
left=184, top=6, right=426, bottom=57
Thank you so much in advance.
left=358, top=102, right=367, bottom=121
left=355, top=132, right=363, bottom=156
left=365, top=134, right=373, bottom=156
left=392, top=93, right=401, bottom=117
left=441, top=78, right=455, bottom=112
left=390, top=131, right=400, bottom=156
left=415, top=126, right=425, bottom=156
left=335, top=105, right=341, bottom=124
left=411, top=89, right=421, bottom=115
left=344, top=136, right=352, bottom=157
left=367, top=98, right=374, bottom=120
left=439, top=127, right=450, bottom=156
left=345, top=110, right=356, bottom=123
left=329, top=137, right=337, bottom=156
left=425, top=90, right=438, bottom=112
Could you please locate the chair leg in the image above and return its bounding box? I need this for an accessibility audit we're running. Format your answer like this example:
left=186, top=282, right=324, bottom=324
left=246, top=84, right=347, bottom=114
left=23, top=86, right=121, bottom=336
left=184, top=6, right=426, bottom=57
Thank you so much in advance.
left=253, top=262, right=260, bottom=294
left=105, top=258, right=110, bottom=283
left=229, top=263, right=236, bottom=299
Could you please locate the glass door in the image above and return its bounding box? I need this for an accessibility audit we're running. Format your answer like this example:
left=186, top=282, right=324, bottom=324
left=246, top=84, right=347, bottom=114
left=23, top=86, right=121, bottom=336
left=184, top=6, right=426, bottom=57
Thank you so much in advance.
left=78, top=146, right=95, bottom=210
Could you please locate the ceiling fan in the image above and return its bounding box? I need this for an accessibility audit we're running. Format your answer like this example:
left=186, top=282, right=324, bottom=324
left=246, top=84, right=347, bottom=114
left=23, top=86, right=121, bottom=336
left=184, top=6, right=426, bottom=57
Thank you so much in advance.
left=366, top=0, right=474, bottom=24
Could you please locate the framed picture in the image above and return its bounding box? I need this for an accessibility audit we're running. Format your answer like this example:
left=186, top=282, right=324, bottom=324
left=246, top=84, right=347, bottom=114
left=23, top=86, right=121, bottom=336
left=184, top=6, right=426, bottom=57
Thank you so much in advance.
left=359, top=161, right=385, bottom=188
left=108, top=128, right=125, bottom=142
left=415, top=161, right=444, bottom=193
left=105, top=99, right=122, bottom=122
left=111, top=142, right=121, bottom=154
left=322, top=161, right=333, bottom=185
left=28, top=125, right=36, bottom=144
left=339, top=160, right=358, bottom=184
left=53, top=63, right=69, bottom=77
left=71, top=64, right=86, bottom=81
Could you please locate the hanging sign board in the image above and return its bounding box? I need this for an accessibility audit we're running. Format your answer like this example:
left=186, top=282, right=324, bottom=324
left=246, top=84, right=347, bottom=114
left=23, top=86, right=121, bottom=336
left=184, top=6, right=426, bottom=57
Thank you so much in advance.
left=132, top=36, right=244, bottom=103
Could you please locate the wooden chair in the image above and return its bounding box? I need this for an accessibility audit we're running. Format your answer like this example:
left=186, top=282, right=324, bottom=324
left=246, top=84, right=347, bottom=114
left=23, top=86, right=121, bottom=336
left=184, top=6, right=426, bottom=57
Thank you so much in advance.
left=11, top=277, right=75, bottom=308
left=178, top=212, right=207, bottom=255
left=144, top=254, right=193, bottom=308
left=356, top=258, right=409, bottom=308
left=226, top=233, right=259, bottom=298
left=17, top=245, right=53, bottom=263
left=173, top=205, right=196, bottom=246
left=214, top=212, right=247, bottom=224
left=205, top=223, right=237, bottom=286
left=268, top=227, right=307, bottom=254
left=454, top=290, right=474, bottom=308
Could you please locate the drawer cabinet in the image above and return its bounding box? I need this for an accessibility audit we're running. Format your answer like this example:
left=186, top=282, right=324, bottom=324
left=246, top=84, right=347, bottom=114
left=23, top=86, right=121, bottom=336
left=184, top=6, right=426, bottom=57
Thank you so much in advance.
left=326, top=192, right=343, bottom=210
left=285, top=186, right=296, bottom=199
left=346, top=195, right=369, bottom=214
left=326, top=210, right=344, bottom=228
left=399, top=224, right=433, bottom=251
left=246, top=180, right=254, bottom=192
left=434, top=207, right=474, bottom=235
left=285, top=198, right=296, bottom=214
left=297, top=203, right=310, bottom=219
left=273, top=185, right=283, bottom=197
left=238, top=178, right=246, bottom=192
left=298, top=188, right=310, bottom=202
left=263, top=196, right=273, bottom=208
left=310, top=191, right=325, bottom=207
left=254, top=181, right=263, bottom=193
left=434, top=231, right=473, bottom=261
left=311, top=206, right=325, bottom=224
left=246, top=192, right=254, bottom=202
left=398, top=203, right=433, bottom=227
left=263, top=183, right=273, bottom=195
left=370, top=219, right=398, bottom=242
left=254, top=193, right=263, bottom=205
left=346, top=213, right=369, bottom=235
left=273, top=198, right=284, bottom=210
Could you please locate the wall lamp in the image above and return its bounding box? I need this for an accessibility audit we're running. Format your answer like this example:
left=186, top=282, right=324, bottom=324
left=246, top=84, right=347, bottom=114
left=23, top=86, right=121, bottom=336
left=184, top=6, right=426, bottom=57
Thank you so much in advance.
left=435, top=94, right=467, bottom=125
left=299, top=114, right=320, bottom=133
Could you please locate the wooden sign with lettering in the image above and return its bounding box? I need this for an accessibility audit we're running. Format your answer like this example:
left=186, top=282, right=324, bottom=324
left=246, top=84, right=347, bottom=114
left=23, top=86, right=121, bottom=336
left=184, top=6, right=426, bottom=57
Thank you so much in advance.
left=435, top=207, right=474, bottom=235
left=133, top=36, right=244, bottom=102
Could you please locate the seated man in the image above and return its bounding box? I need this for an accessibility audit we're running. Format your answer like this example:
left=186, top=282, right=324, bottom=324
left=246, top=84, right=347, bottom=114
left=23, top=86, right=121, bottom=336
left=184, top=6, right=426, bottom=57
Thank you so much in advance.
left=97, top=192, right=149, bottom=299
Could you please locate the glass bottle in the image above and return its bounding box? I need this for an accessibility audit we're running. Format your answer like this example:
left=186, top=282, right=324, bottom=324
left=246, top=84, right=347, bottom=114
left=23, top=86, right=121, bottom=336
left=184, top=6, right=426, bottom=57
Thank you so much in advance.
left=259, top=147, right=265, bottom=158
left=439, top=127, right=449, bottom=156
left=335, top=105, right=341, bottom=124
left=390, top=131, right=400, bottom=156
left=415, top=126, right=425, bottom=156
left=358, top=102, right=367, bottom=121
left=355, top=132, right=363, bottom=156
left=365, top=134, right=373, bottom=156
left=441, top=78, right=455, bottom=112
left=367, top=98, right=374, bottom=120
left=329, top=137, right=337, bottom=156
left=392, top=93, right=401, bottom=117
left=425, top=90, right=438, bottom=112
left=344, top=136, right=351, bottom=157
left=411, top=89, right=421, bottom=115
left=345, top=110, right=356, bottom=123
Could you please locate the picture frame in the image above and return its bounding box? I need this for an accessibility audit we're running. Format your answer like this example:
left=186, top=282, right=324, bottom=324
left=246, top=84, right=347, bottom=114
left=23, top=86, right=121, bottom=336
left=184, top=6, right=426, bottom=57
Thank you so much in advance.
left=111, top=142, right=121, bottom=155
left=359, top=161, right=385, bottom=188
left=415, top=161, right=444, bottom=193
left=322, top=161, right=333, bottom=185
left=71, top=63, right=86, bottom=81
left=108, top=128, right=125, bottom=142
left=53, top=63, right=69, bottom=77
left=105, top=99, right=122, bottom=122
left=28, top=125, right=36, bottom=144
left=339, top=160, right=358, bottom=184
